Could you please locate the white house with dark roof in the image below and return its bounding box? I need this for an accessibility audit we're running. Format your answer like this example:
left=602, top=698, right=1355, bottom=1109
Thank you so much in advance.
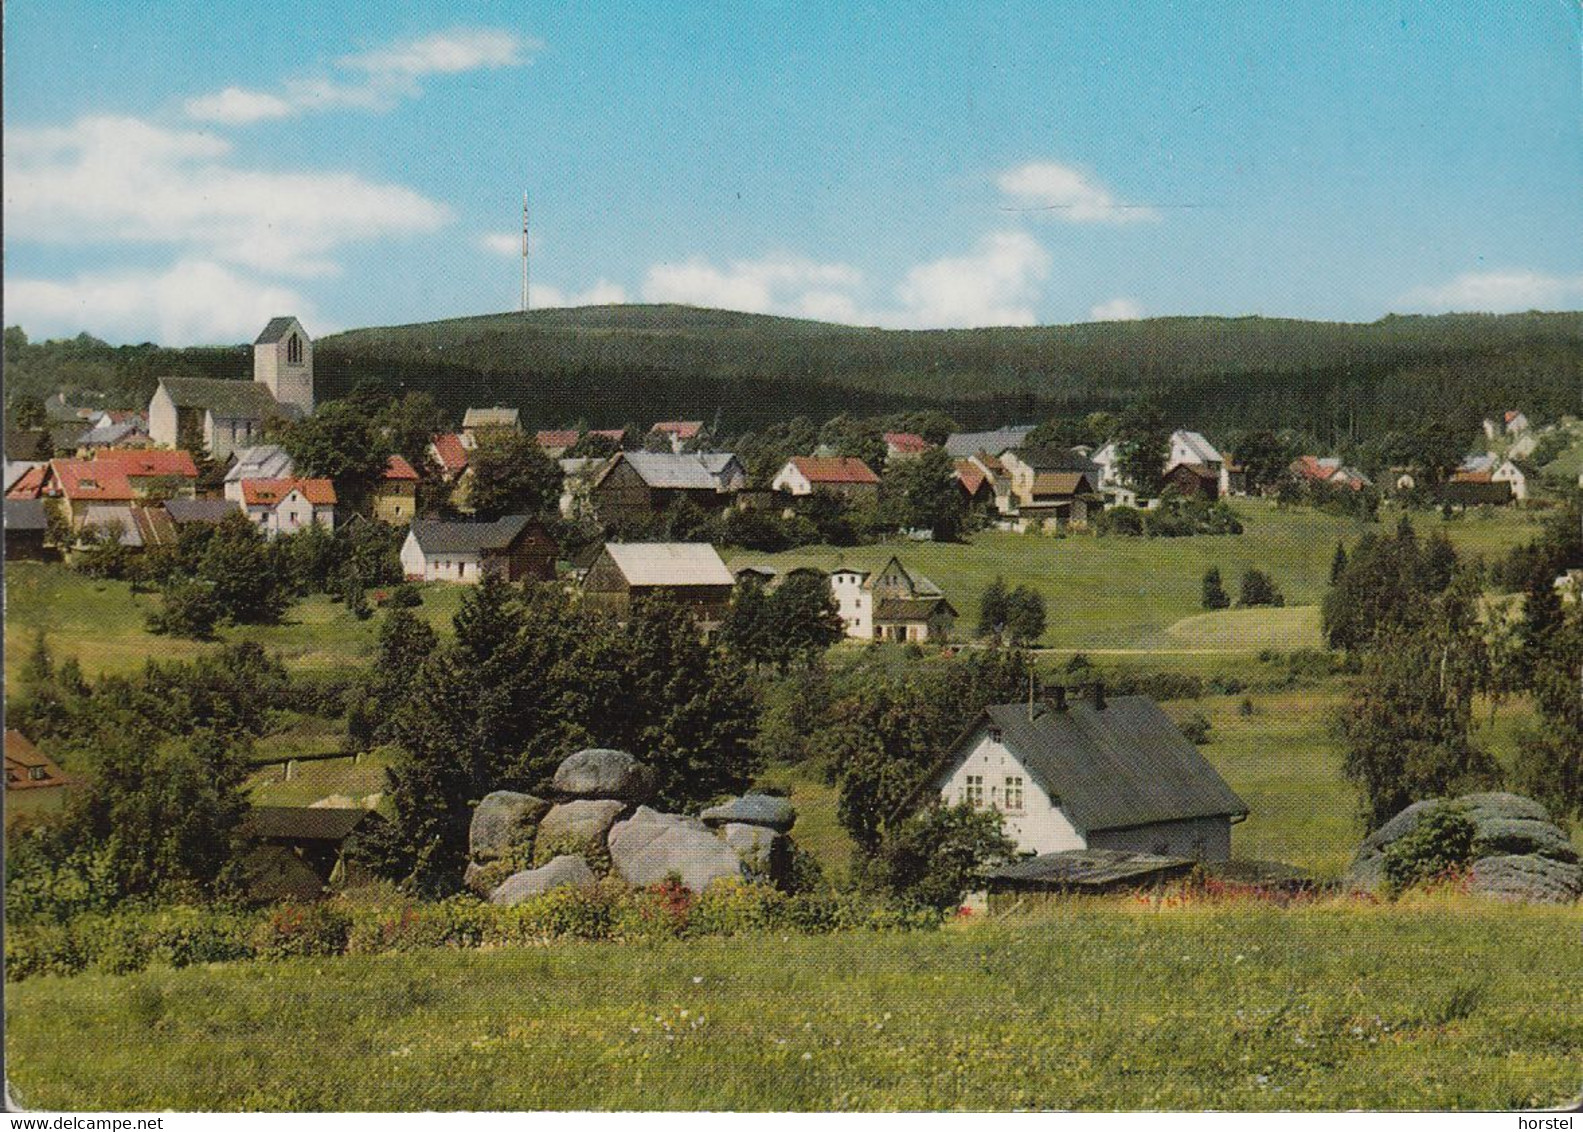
left=829, top=555, right=956, bottom=642
left=907, top=688, right=1248, bottom=861
left=400, top=516, right=558, bottom=583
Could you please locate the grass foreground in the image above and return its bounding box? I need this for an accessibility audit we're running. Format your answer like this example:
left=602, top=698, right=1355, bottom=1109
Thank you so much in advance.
left=6, top=896, right=1580, bottom=1111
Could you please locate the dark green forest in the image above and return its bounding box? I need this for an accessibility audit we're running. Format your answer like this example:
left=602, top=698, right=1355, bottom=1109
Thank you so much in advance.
left=6, top=306, right=1580, bottom=447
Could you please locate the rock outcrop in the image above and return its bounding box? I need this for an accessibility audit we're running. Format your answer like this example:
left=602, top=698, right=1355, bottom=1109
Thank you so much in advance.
left=700, top=792, right=797, bottom=834
left=553, top=748, right=656, bottom=802
left=490, top=855, right=597, bottom=905
left=469, top=791, right=551, bottom=861
left=608, top=806, right=746, bottom=891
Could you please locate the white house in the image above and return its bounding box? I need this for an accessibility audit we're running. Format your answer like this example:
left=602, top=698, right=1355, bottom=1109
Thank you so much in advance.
left=239, top=478, right=335, bottom=538
left=1167, top=430, right=1223, bottom=476
left=399, top=516, right=557, bottom=583
left=771, top=456, right=881, bottom=500
left=909, top=689, right=1248, bottom=860
left=223, top=444, right=295, bottom=502
left=1492, top=458, right=1528, bottom=501
left=829, top=556, right=956, bottom=642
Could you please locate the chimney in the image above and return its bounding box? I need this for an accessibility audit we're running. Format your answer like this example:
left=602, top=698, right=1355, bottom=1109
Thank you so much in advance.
left=1089, top=680, right=1106, bottom=710
left=1044, top=683, right=1067, bottom=712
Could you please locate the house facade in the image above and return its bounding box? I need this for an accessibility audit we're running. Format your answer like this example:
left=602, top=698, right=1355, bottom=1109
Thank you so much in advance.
left=373, top=455, right=419, bottom=525
left=224, top=445, right=295, bottom=501
left=830, top=556, right=956, bottom=642
left=771, top=456, right=881, bottom=500
left=591, top=452, right=746, bottom=526
left=240, top=478, right=336, bottom=538
left=915, top=692, right=1248, bottom=861
left=400, top=516, right=558, bottom=583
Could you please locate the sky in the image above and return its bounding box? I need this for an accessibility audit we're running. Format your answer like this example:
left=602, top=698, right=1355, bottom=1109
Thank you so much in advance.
left=4, top=0, right=1582, bottom=344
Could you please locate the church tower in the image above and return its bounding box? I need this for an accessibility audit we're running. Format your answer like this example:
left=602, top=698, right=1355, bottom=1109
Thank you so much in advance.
left=253, top=316, right=314, bottom=416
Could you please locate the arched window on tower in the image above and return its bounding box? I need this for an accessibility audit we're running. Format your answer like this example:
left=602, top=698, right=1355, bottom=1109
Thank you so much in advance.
left=286, top=334, right=302, bottom=365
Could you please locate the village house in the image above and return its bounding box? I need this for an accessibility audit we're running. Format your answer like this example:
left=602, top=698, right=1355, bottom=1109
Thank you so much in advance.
left=240, top=478, right=337, bottom=538
left=75, top=414, right=151, bottom=452
left=223, top=444, right=295, bottom=500
left=372, top=455, right=419, bottom=525
left=771, top=456, right=882, bottom=501
left=47, top=459, right=133, bottom=527
left=954, top=459, right=994, bottom=508
left=998, top=447, right=1102, bottom=527
left=1290, top=455, right=1371, bottom=492
left=147, top=317, right=313, bottom=460
left=650, top=420, right=704, bottom=452
left=5, top=729, right=76, bottom=822
left=944, top=425, right=1035, bottom=460
left=883, top=432, right=931, bottom=461
left=906, top=686, right=1248, bottom=861
left=581, top=541, right=737, bottom=627
left=400, top=516, right=558, bottom=583
left=1446, top=453, right=1527, bottom=504
left=1166, top=431, right=1224, bottom=478
left=590, top=451, right=747, bottom=526
left=4, top=498, right=50, bottom=560
left=1164, top=461, right=1220, bottom=499
left=461, top=407, right=522, bottom=439
left=830, top=556, right=957, bottom=642
left=535, top=427, right=627, bottom=458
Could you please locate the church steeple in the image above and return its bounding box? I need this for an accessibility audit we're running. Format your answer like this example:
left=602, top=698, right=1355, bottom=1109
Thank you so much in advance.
left=253, top=316, right=314, bottom=416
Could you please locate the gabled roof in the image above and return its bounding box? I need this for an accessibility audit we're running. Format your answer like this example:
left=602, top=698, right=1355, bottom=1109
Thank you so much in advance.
left=240, top=478, right=336, bottom=507
left=6, top=463, right=48, bottom=500
left=1166, top=463, right=1217, bottom=483
left=944, top=426, right=1035, bottom=459
left=98, top=449, right=198, bottom=479
left=77, top=418, right=149, bottom=448
left=462, top=407, right=521, bottom=429
left=1016, top=446, right=1100, bottom=475
left=51, top=459, right=134, bottom=501
left=955, top=460, right=989, bottom=495
left=430, top=433, right=470, bottom=474
left=1031, top=470, right=1093, bottom=497
left=4, top=498, right=48, bottom=531
left=407, top=515, right=541, bottom=555
left=1172, top=430, right=1223, bottom=464
left=157, top=376, right=281, bottom=419
left=535, top=429, right=581, bottom=451
left=785, top=456, right=881, bottom=485
left=241, top=805, right=377, bottom=843
left=599, top=542, right=734, bottom=587
left=940, top=699, right=1248, bottom=834
left=165, top=498, right=241, bottom=525
left=651, top=420, right=703, bottom=438
left=382, top=454, right=419, bottom=481
left=5, top=729, right=72, bottom=790
left=225, top=444, right=294, bottom=483
left=601, top=451, right=740, bottom=491
left=254, top=317, right=304, bottom=345
left=884, top=432, right=930, bottom=454
left=874, top=595, right=957, bottom=622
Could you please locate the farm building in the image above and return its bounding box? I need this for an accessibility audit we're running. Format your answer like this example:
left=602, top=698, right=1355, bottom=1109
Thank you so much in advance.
left=830, top=556, right=956, bottom=642
left=944, top=425, right=1035, bottom=459
left=906, top=687, right=1248, bottom=861
left=999, top=447, right=1102, bottom=525
left=1164, top=462, right=1219, bottom=500
left=240, top=478, right=337, bottom=538
left=239, top=806, right=384, bottom=901
left=373, top=455, right=419, bottom=525
left=165, top=498, right=242, bottom=528
left=4, top=498, right=49, bottom=560
left=461, top=407, right=522, bottom=437
left=590, top=451, right=746, bottom=526
left=771, top=456, right=882, bottom=501
left=1166, top=431, right=1224, bottom=478
left=581, top=542, right=736, bottom=627
left=401, top=516, right=558, bottom=583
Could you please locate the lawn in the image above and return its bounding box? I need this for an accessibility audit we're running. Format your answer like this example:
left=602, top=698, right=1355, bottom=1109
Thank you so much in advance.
left=732, top=500, right=1541, bottom=657
left=6, top=898, right=1579, bottom=1111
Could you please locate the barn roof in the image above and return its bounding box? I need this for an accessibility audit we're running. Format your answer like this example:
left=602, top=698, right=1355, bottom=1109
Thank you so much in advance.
left=603, top=451, right=738, bottom=491
left=873, top=595, right=957, bottom=623
left=165, top=498, right=242, bottom=525
left=408, top=515, right=538, bottom=555
left=600, top=542, right=734, bottom=587
left=241, top=805, right=378, bottom=842
left=1031, top=471, right=1093, bottom=498
left=919, top=696, right=1248, bottom=834
left=944, top=426, right=1035, bottom=458
left=786, top=456, right=881, bottom=485
left=158, top=376, right=281, bottom=420
left=463, top=407, right=521, bottom=430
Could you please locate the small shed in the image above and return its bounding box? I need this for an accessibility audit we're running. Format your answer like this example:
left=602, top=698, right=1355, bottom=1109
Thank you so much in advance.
left=985, top=848, right=1195, bottom=907
left=4, top=498, right=49, bottom=560
left=238, top=805, right=385, bottom=900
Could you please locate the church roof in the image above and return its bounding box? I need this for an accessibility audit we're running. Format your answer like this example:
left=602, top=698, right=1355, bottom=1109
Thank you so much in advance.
left=254, top=317, right=302, bottom=345
left=158, top=377, right=281, bottom=420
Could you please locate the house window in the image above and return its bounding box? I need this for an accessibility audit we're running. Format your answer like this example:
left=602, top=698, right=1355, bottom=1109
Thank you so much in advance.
left=988, top=725, right=1003, bottom=743
left=30, top=766, right=48, bottom=781
left=1005, top=776, right=1024, bottom=813
left=964, top=774, right=984, bottom=808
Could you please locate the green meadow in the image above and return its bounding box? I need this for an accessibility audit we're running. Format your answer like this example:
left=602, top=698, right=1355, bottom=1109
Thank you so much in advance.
left=6, top=898, right=1579, bottom=1111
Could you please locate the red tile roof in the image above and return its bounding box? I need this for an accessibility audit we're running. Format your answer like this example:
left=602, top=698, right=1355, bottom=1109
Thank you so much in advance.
left=430, top=433, right=470, bottom=474
left=789, top=456, right=881, bottom=485
left=955, top=459, right=988, bottom=495
left=51, top=459, right=134, bottom=501
left=535, top=429, right=580, bottom=451
left=1290, top=455, right=1334, bottom=482
left=6, top=465, right=48, bottom=500
left=884, top=432, right=930, bottom=454
left=590, top=428, right=627, bottom=443
left=240, top=478, right=337, bottom=507
left=651, top=420, right=703, bottom=439
left=383, top=454, right=419, bottom=481
left=97, top=448, right=198, bottom=479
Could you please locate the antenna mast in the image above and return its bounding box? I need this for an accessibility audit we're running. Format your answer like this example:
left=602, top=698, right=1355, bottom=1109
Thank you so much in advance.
left=528, top=190, right=541, bottom=315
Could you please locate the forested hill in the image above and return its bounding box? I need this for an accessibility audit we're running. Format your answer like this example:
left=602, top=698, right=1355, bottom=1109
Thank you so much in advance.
left=7, top=306, right=1580, bottom=446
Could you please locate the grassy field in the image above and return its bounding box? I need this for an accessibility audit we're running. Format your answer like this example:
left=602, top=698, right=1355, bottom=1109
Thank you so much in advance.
left=733, top=501, right=1541, bottom=658
left=6, top=897, right=1579, bottom=1111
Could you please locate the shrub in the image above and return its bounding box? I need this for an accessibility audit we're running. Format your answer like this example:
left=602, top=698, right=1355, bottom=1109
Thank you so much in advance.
left=876, top=802, right=1015, bottom=913
left=1201, top=568, right=1230, bottom=610
left=146, top=580, right=222, bottom=639
left=1382, top=804, right=1477, bottom=895
left=688, top=877, right=790, bottom=936
left=250, top=902, right=352, bottom=959
left=1178, top=711, right=1213, bottom=744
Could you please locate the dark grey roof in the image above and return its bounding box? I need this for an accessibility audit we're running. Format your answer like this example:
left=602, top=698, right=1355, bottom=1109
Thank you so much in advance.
left=928, top=697, right=1248, bottom=834
left=253, top=317, right=301, bottom=345
left=944, top=426, right=1035, bottom=458
left=158, top=376, right=281, bottom=419
left=987, top=848, right=1194, bottom=891
left=408, top=515, right=537, bottom=555
left=1016, top=446, right=1101, bottom=477
left=165, top=498, right=241, bottom=525
left=241, top=805, right=378, bottom=842
left=4, top=498, right=47, bottom=531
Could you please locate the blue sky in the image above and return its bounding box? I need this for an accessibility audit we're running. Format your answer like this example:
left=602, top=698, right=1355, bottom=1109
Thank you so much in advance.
left=5, top=0, right=1581, bottom=343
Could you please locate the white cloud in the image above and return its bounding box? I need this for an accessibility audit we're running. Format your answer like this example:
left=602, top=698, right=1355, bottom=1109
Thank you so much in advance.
left=890, top=231, right=1051, bottom=328
left=531, top=280, right=629, bottom=308
left=478, top=232, right=524, bottom=257
left=1396, top=269, right=1583, bottom=313
left=997, top=161, right=1159, bottom=224
left=183, top=86, right=295, bottom=125
left=5, top=115, right=452, bottom=275
left=1089, top=296, right=1144, bottom=321
left=183, top=26, right=538, bottom=122
left=3, top=260, right=324, bottom=345
left=642, top=254, right=864, bottom=314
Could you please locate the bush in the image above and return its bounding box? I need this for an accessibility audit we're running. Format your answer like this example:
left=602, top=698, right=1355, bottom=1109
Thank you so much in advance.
left=146, top=580, right=222, bottom=639
left=876, top=802, right=1015, bottom=913
left=1178, top=711, right=1213, bottom=745
left=1382, top=804, right=1477, bottom=895
left=1201, top=568, right=1230, bottom=610
left=1238, top=568, right=1285, bottom=608
left=250, top=902, right=353, bottom=959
